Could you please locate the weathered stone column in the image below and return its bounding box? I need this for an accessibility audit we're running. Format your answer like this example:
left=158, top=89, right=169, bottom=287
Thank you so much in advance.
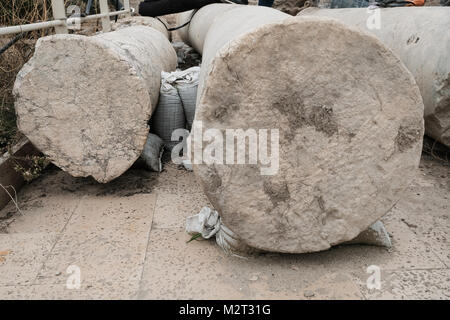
left=111, top=16, right=170, bottom=38
left=179, top=4, right=424, bottom=253
left=299, top=7, right=450, bottom=147
left=14, top=20, right=177, bottom=183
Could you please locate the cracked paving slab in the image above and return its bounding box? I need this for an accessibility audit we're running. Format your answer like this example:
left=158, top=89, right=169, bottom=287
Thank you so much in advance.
left=0, top=157, right=448, bottom=299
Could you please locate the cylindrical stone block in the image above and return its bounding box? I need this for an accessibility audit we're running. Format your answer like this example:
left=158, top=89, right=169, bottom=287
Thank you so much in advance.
left=180, top=5, right=424, bottom=253
left=111, top=16, right=170, bottom=39
left=13, top=25, right=177, bottom=183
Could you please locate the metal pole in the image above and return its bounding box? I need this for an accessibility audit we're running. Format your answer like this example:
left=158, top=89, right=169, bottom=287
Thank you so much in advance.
left=0, top=10, right=129, bottom=37
left=51, top=0, right=69, bottom=34
left=80, top=10, right=129, bottom=22
left=99, top=0, right=112, bottom=32
left=0, top=20, right=65, bottom=36
left=123, top=0, right=132, bottom=18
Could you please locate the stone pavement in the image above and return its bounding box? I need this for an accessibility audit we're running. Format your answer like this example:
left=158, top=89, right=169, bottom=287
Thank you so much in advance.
left=0, top=155, right=448, bottom=299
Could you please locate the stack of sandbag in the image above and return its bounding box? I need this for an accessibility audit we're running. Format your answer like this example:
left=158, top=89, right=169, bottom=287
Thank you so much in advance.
left=150, top=67, right=200, bottom=150
left=176, top=68, right=200, bottom=130
left=142, top=67, right=200, bottom=172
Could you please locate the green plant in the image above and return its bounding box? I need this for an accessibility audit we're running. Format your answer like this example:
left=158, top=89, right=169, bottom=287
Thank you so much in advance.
left=186, top=233, right=203, bottom=243
left=11, top=154, right=51, bottom=182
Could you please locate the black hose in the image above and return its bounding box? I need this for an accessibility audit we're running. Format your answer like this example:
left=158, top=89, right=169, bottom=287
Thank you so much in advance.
left=155, top=8, right=198, bottom=32
left=156, top=17, right=193, bottom=32
left=139, top=0, right=220, bottom=17
left=376, top=0, right=416, bottom=6
left=0, top=33, right=25, bottom=57
left=115, top=0, right=120, bottom=22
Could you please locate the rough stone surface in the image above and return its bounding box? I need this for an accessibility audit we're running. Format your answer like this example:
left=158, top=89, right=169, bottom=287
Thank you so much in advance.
left=273, top=0, right=308, bottom=15
left=111, top=16, right=170, bottom=39
left=300, top=7, right=450, bottom=147
left=13, top=26, right=177, bottom=183
left=248, top=0, right=309, bottom=14
left=184, top=6, right=424, bottom=253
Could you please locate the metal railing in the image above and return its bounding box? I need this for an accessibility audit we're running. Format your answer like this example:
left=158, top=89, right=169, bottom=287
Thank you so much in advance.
left=0, top=0, right=133, bottom=36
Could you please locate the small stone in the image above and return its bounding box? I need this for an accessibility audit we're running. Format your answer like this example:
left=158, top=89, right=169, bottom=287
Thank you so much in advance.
left=304, top=290, right=315, bottom=298
left=249, top=275, right=259, bottom=281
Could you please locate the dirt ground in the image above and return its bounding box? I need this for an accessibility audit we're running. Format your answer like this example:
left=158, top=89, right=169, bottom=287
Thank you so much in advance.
left=0, top=152, right=448, bottom=299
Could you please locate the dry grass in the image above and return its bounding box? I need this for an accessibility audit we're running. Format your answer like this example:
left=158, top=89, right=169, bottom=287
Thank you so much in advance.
left=1, top=1, right=103, bottom=183
left=0, top=1, right=97, bottom=153
left=0, top=0, right=53, bottom=28
left=0, top=34, right=38, bottom=154
left=422, top=136, right=450, bottom=163
left=0, top=0, right=56, bottom=153
left=0, top=1, right=122, bottom=156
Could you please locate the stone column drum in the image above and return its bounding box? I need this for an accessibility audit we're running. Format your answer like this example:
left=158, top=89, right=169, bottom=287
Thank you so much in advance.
left=178, top=4, right=424, bottom=253
left=14, top=18, right=177, bottom=183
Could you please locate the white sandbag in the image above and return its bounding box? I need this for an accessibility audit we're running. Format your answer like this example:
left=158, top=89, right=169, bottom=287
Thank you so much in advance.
left=150, top=68, right=200, bottom=150
left=182, top=159, right=193, bottom=171
left=186, top=207, right=259, bottom=256
left=187, top=207, right=391, bottom=256
left=179, top=86, right=197, bottom=130
left=150, top=72, right=186, bottom=150
left=186, top=206, right=221, bottom=239
left=175, top=67, right=200, bottom=130
left=141, top=133, right=164, bottom=172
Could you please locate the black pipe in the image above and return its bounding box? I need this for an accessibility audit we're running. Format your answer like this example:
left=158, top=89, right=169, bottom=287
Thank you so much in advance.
left=115, top=0, right=120, bottom=22
left=139, top=0, right=220, bottom=17
left=0, top=33, right=25, bottom=57
left=139, top=0, right=248, bottom=18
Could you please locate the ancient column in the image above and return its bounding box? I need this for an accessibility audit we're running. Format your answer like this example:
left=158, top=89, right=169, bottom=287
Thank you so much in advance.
left=179, top=4, right=424, bottom=253
left=14, top=19, right=177, bottom=183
